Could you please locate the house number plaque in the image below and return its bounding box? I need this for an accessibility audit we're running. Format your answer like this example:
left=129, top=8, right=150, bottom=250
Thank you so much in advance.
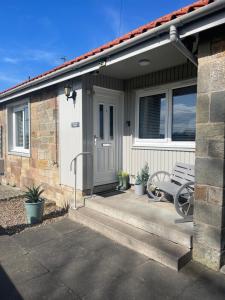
left=71, top=122, right=80, bottom=128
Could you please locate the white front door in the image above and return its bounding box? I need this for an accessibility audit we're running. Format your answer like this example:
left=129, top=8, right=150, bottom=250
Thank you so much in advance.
left=93, top=86, right=123, bottom=186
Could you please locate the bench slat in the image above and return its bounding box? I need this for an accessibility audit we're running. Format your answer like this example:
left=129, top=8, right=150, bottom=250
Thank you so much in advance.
left=170, top=163, right=195, bottom=185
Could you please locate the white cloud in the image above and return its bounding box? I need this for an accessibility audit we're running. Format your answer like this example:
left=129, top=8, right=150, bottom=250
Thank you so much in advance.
left=173, top=103, right=195, bottom=115
left=3, top=57, right=19, bottom=64
left=104, top=7, right=121, bottom=36
left=103, top=5, right=129, bottom=37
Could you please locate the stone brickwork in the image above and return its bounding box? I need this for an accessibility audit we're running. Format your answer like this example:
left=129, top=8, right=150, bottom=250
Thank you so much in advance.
left=194, top=26, right=225, bottom=270
left=0, top=87, right=78, bottom=207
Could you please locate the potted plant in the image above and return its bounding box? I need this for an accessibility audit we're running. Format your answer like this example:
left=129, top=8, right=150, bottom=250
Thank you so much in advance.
left=24, top=185, right=45, bottom=224
left=140, top=163, right=150, bottom=192
left=121, top=171, right=129, bottom=190
left=116, top=171, right=123, bottom=190
left=134, top=172, right=144, bottom=195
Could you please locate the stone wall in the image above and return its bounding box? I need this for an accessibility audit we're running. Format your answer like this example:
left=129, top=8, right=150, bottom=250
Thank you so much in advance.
left=0, top=87, right=75, bottom=207
left=193, top=25, right=225, bottom=270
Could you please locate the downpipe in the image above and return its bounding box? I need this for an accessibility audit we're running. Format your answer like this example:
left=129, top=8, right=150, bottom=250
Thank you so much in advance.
left=170, top=25, right=198, bottom=67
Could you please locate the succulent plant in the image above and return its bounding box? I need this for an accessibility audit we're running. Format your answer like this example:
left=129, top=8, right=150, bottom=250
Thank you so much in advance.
left=24, top=185, right=44, bottom=203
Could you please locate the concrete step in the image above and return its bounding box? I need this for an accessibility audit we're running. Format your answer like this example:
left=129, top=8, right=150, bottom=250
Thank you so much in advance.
left=85, top=197, right=193, bottom=249
left=69, top=207, right=192, bottom=271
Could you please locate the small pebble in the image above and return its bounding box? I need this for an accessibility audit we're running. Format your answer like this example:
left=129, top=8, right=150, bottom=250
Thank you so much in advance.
left=0, top=197, right=68, bottom=235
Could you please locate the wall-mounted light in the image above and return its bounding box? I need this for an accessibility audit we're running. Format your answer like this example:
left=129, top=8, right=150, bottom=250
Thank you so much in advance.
left=64, top=84, right=77, bottom=102
left=138, top=59, right=150, bottom=66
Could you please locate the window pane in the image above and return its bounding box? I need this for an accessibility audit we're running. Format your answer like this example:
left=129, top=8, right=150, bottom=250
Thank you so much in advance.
left=24, top=106, right=29, bottom=149
left=172, top=86, right=197, bottom=141
left=15, top=110, right=23, bottom=147
left=99, top=104, right=104, bottom=139
left=139, top=93, right=166, bottom=139
left=109, top=106, right=114, bottom=139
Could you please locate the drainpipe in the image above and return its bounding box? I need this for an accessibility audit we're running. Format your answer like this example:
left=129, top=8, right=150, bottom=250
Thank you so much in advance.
left=170, top=25, right=198, bottom=67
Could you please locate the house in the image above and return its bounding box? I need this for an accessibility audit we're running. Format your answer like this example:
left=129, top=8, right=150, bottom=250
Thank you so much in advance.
left=0, top=0, right=225, bottom=271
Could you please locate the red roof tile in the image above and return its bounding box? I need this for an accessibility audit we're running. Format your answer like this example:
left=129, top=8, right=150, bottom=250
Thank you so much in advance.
left=0, top=0, right=214, bottom=96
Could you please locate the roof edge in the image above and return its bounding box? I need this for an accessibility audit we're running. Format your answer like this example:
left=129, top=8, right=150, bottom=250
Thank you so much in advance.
left=0, top=0, right=223, bottom=100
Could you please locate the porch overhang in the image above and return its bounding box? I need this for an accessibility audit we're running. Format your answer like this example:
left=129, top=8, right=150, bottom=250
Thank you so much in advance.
left=0, top=0, right=225, bottom=102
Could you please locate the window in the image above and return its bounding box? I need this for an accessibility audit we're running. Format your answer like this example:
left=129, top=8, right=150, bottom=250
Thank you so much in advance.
left=109, top=106, right=114, bottom=139
left=136, top=83, right=197, bottom=148
left=172, top=86, right=196, bottom=141
left=99, top=104, right=104, bottom=139
left=8, top=101, right=30, bottom=154
left=139, top=93, right=166, bottom=139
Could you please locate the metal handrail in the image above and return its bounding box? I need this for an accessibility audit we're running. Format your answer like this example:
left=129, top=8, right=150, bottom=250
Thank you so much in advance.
left=70, top=152, right=93, bottom=209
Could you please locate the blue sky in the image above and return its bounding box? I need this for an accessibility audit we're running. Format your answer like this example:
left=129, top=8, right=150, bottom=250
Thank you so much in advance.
left=0, top=0, right=194, bottom=91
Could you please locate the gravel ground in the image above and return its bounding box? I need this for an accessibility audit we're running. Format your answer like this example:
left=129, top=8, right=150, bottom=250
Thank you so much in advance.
left=0, top=197, right=68, bottom=235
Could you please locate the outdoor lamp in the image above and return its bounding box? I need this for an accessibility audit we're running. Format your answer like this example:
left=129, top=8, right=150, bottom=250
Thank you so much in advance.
left=64, top=85, right=77, bottom=102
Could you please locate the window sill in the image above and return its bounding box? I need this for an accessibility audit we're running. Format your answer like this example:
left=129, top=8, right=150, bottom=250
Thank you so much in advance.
left=132, top=141, right=195, bottom=151
left=8, top=150, right=30, bottom=157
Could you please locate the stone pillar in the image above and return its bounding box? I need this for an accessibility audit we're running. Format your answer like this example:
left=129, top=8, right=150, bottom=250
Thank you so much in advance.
left=193, top=26, right=225, bottom=270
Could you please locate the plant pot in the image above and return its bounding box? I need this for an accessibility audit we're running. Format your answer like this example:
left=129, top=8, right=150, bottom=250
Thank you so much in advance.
left=25, top=199, right=45, bottom=224
left=134, top=184, right=144, bottom=196
left=121, top=176, right=129, bottom=190
left=116, top=175, right=123, bottom=190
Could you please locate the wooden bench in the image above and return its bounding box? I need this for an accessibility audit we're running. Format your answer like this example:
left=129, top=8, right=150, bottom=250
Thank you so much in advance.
left=147, top=162, right=195, bottom=222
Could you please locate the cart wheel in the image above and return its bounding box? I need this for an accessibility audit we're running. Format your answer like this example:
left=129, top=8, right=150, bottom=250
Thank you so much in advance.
left=174, top=181, right=194, bottom=218
left=147, top=171, right=170, bottom=201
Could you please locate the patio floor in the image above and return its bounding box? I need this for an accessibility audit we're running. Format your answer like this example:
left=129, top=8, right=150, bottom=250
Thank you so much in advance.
left=1, top=218, right=225, bottom=300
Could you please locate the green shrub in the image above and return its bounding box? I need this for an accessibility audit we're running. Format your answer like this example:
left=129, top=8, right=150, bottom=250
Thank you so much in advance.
left=135, top=172, right=142, bottom=185
left=140, top=163, right=150, bottom=187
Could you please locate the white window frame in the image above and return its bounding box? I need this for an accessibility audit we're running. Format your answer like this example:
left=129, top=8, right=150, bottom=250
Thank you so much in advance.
left=134, top=79, right=197, bottom=150
left=7, top=99, right=30, bottom=155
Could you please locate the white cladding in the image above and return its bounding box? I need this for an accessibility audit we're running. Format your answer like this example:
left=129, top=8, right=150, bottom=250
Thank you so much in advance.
left=58, top=81, right=83, bottom=189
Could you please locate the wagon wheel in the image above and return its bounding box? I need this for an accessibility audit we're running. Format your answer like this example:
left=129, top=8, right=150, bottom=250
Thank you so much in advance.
left=174, top=181, right=194, bottom=218
left=147, top=171, right=170, bottom=201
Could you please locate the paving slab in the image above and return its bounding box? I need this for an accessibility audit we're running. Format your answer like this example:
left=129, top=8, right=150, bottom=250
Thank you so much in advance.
left=0, top=265, right=23, bottom=300
left=31, top=230, right=90, bottom=271
left=0, top=235, right=27, bottom=262
left=122, top=259, right=206, bottom=300
left=64, top=225, right=119, bottom=252
left=54, top=254, right=125, bottom=299
left=49, top=218, right=85, bottom=235
left=13, top=225, right=61, bottom=250
left=17, top=272, right=80, bottom=300
left=178, top=268, right=225, bottom=300
left=1, top=253, right=49, bottom=284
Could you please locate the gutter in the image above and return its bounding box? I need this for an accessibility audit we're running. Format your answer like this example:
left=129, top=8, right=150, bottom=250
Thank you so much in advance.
left=0, top=0, right=225, bottom=101
left=170, top=25, right=198, bottom=67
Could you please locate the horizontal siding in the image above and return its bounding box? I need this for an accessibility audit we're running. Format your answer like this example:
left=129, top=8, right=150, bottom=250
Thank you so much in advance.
left=123, top=63, right=196, bottom=181
left=125, top=147, right=195, bottom=183
left=125, top=62, right=197, bottom=90
left=83, top=74, right=124, bottom=91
